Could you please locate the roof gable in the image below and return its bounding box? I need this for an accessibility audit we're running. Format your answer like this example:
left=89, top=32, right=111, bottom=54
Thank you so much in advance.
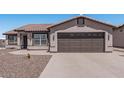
left=117, top=24, right=124, bottom=28
left=48, top=16, right=116, bottom=29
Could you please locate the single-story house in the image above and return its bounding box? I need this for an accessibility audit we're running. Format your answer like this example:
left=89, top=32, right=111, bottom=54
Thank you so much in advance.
left=3, top=16, right=116, bottom=52
left=113, top=24, right=124, bottom=48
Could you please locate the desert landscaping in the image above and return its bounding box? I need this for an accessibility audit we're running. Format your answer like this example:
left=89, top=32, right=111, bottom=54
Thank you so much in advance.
left=0, top=49, right=52, bottom=78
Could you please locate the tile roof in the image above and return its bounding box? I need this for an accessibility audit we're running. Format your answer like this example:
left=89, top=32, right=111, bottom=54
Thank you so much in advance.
left=15, top=24, right=52, bottom=32
left=3, top=24, right=52, bottom=35
left=3, top=30, right=17, bottom=35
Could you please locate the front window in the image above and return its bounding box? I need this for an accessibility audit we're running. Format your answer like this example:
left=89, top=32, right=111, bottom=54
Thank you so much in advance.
left=33, top=34, right=47, bottom=46
left=8, top=35, right=17, bottom=45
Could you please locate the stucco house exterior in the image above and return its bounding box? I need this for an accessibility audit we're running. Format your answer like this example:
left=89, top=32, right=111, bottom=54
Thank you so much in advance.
left=113, top=24, right=124, bottom=48
left=3, top=16, right=115, bottom=52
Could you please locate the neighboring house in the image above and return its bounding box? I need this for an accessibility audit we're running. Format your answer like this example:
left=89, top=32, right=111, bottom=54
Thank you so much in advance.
left=3, top=16, right=115, bottom=52
left=113, top=24, right=124, bottom=48
left=0, top=39, right=5, bottom=47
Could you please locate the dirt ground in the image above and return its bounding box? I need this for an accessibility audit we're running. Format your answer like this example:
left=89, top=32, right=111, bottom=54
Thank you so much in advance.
left=0, top=49, right=52, bottom=78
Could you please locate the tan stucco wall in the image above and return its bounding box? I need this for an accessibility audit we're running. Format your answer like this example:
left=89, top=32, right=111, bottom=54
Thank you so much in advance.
left=27, top=33, right=32, bottom=46
left=84, top=19, right=113, bottom=51
left=113, top=27, right=124, bottom=47
left=5, top=32, right=48, bottom=50
left=5, top=35, right=8, bottom=45
left=49, top=18, right=113, bottom=52
left=17, top=32, right=21, bottom=49
left=27, top=32, right=48, bottom=50
left=5, top=34, right=20, bottom=49
left=49, top=19, right=77, bottom=52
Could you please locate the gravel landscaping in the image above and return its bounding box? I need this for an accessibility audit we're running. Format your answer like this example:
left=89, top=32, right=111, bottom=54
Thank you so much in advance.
left=0, top=49, right=52, bottom=78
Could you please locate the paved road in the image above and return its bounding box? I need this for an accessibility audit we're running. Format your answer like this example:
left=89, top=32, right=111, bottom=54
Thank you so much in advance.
left=40, top=51, right=124, bottom=78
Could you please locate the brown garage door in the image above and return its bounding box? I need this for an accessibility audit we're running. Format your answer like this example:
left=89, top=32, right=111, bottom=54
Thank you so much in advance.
left=58, top=32, right=105, bottom=52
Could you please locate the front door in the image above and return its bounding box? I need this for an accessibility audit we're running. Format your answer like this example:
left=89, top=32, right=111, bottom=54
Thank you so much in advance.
left=23, top=36, right=27, bottom=49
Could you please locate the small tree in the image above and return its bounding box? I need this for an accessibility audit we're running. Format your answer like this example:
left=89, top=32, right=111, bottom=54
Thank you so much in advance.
left=27, top=53, right=31, bottom=59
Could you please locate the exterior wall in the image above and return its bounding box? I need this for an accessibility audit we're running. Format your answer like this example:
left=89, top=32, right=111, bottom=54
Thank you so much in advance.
left=5, top=35, right=19, bottom=49
left=49, top=19, right=77, bottom=52
left=17, top=32, right=21, bottom=49
left=5, top=32, right=24, bottom=49
left=49, top=18, right=113, bottom=52
left=85, top=19, right=113, bottom=52
left=19, top=32, right=27, bottom=49
left=5, top=32, right=49, bottom=50
left=27, top=32, right=32, bottom=46
left=27, top=32, right=48, bottom=50
left=5, top=35, right=8, bottom=46
left=15, top=32, right=48, bottom=50
left=113, top=27, right=124, bottom=47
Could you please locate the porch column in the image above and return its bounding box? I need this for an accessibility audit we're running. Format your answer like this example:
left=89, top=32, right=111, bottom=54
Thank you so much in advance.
left=17, top=32, right=21, bottom=49
left=27, top=33, right=32, bottom=46
left=5, top=35, right=8, bottom=45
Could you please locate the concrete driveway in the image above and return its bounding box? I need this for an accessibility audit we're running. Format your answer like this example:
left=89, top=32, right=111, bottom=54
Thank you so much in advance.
left=40, top=51, right=124, bottom=78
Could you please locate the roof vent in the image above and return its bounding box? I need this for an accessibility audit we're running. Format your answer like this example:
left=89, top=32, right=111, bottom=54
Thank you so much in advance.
left=77, top=18, right=85, bottom=27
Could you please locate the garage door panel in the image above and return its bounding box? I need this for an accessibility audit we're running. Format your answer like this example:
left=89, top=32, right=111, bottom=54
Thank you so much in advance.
left=58, top=32, right=105, bottom=52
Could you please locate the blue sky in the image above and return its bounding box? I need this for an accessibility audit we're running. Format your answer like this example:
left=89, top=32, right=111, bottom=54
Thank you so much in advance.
left=0, top=14, right=124, bottom=38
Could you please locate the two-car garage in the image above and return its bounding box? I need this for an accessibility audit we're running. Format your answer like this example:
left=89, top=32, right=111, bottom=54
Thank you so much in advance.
left=49, top=16, right=114, bottom=53
left=57, top=32, right=105, bottom=52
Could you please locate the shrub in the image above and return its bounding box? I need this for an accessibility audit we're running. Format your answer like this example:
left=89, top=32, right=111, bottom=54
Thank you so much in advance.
left=27, top=53, right=31, bottom=59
